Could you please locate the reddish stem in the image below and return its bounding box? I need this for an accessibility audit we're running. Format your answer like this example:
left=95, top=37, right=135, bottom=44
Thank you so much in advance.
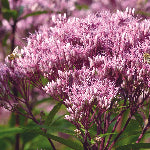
left=136, top=122, right=150, bottom=143
left=107, top=114, right=132, bottom=150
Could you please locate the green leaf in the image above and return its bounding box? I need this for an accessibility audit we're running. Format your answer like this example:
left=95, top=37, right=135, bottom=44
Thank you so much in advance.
left=75, top=3, right=89, bottom=10
left=35, top=97, right=54, bottom=106
left=21, top=123, right=74, bottom=136
left=22, top=11, right=48, bottom=19
left=8, top=112, right=16, bottom=127
left=21, top=125, right=83, bottom=150
left=35, top=124, right=75, bottom=136
left=21, top=124, right=40, bottom=145
left=2, top=8, right=18, bottom=20
left=124, top=119, right=142, bottom=134
left=0, top=127, right=23, bottom=139
left=41, top=76, right=49, bottom=86
left=45, top=102, right=62, bottom=126
left=134, top=112, right=144, bottom=129
left=2, top=33, right=10, bottom=46
left=43, top=133, right=83, bottom=150
left=99, top=132, right=117, bottom=138
left=116, top=143, right=150, bottom=150
left=1, top=0, right=10, bottom=9
left=121, top=109, right=130, bottom=128
left=88, top=124, right=97, bottom=138
left=114, top=119, right=142, bottom=147
left=0, top=139, right=12, bottom=150
left=24, top=135, right=53, bottom=150
left=136, top=10, right=150, bottom=17
left=9, top=109, right=27, bottom=127
left=115, top=130, right=141, bottom=148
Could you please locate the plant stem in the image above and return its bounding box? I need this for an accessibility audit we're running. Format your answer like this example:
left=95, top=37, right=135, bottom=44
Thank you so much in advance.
left=11, top=18, right=20, bottom=150
left=136, top=122, right=150, bottom=143
left=13, top=85, right=20, bottom=150
left=83, top=129, right=89, bottom=150
left=104, top=110, right=125, bottom=150
left=25, top=101, right=57, bottom=150
left=48, top=139, right=56, bottom=150
left=15, top=112, right=20, bottom=150
left=107, top=114, right=132, bottom=150
left=136, top=103, right=150, bottom=143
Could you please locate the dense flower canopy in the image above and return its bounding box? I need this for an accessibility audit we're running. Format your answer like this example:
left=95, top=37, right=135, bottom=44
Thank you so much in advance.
left=1, top=9, right=150, bottom=125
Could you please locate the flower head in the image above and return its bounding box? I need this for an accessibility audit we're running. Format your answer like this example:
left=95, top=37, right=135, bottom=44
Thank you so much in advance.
left=2, top=9, right=150, bottom=128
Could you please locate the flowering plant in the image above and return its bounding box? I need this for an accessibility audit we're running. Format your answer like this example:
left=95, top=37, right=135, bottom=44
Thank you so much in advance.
left=0, top=1, right=150, bottom=149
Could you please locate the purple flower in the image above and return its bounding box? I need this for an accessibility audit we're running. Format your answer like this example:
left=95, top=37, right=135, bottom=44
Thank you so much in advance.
left=63, top=67, right=119, bottom=124
left=1, top=9, right=150, bottom=130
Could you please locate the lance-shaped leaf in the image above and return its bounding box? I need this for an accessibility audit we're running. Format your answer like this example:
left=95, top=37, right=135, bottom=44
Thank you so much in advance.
left=0, top=127, right=23, bottom=139
left=35, top=97, right=54, bottom=106
left=21, top=11, right=48, bottom=20
left=45, top=102, right=62, bottom=126
left=21, top=126, right=83, bottom=150
left=134, top=111, right=144, bottom=129
left=35, top=124, right=75, bottom=136
left=43, top=133, right=83, bottom=150
left=116, top=143, right=150, bottom=150
left=2, top=9, right=18, bottom=20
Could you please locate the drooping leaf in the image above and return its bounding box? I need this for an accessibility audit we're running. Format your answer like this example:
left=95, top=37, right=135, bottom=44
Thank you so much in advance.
left=35, top=124, right=75, bottom=136
left=0, top=127, right=23, bottom=139
left=21, top=122, right=74, bottom=137
left=43, top=133, right=83, bottom=150
left=116, top=143, right=150, bottom=150
left=21, top=125, right=83, bottom=150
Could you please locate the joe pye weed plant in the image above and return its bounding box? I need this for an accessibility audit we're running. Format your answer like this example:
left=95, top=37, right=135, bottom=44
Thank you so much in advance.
left=0, top=7, right=150, bottom=150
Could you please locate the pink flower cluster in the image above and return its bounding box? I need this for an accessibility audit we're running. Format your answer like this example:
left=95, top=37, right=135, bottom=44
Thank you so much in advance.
left=2, top=9, right=150, bottom=127
left=63, top=67, right=119, bottom=122
left=2, top=0, right=77, bottom=47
